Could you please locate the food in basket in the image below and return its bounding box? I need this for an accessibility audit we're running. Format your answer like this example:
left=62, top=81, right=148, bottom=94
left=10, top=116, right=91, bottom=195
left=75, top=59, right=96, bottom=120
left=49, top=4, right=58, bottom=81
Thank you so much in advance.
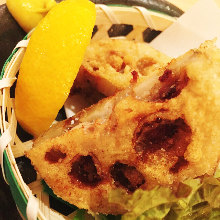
left=15, top=0, right=96, bottom=137
left=73, top=39, right=171, bottom=97
left=26, top=41, right=220, bottom=216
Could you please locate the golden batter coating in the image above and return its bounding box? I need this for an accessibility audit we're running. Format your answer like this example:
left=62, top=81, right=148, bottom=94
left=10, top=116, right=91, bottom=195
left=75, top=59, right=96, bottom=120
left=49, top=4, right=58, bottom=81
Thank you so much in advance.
left=27, top=41, right=220, bottom=215
left=73, top=39, right=171, bottom=97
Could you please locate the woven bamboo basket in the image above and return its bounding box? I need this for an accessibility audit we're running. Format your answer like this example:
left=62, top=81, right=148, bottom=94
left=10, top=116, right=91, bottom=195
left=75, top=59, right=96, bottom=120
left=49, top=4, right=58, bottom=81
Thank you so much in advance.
left=0, top=2, right=179, bottom=220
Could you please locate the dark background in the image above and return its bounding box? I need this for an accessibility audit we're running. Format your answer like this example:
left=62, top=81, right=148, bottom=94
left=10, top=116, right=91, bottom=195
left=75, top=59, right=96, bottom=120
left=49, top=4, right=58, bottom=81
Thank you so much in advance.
left=0, top=169, right=22, bottom=220
left=0, top=3, right=25, bottom=220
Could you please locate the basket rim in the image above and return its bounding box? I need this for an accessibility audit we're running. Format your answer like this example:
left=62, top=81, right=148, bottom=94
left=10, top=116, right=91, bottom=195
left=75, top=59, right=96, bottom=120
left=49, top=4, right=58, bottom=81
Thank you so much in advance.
left=0, top=4, right=178, bottom=220
left=1, top=35, right=29, bottom=219
left=97, top=3, right=180, bottom=17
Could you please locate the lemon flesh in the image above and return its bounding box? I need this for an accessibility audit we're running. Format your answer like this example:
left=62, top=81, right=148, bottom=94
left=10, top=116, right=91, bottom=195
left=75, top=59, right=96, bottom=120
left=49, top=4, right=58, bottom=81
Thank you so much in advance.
left=15, top=0, right=96, bottom=137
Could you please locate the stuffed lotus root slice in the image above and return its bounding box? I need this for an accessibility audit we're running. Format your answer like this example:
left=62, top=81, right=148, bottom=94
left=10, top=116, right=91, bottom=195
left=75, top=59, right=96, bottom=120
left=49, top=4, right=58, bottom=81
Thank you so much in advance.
left=25, top=41, right=220, bottom=215
left=136, top=56, right=157, bottom=75
left=64, top=116, right=80, bottom=131
left=45, top=147, right=67, bottom=163
left=68, top=155, right=102, bottom=187
left=110, top=162, right=146, bottom=192
left=133, top=117, right=192, bottom=173
left=170, top=156, right=189, bottom=173
left=151, top=68, right=189, bottom=102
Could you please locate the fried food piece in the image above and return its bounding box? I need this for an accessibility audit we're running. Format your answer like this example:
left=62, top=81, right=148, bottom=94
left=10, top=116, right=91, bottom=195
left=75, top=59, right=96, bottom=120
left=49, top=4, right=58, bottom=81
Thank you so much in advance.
left=73, top=39, right=171, bottom=97
left=27, top=41, right=220, bottom=214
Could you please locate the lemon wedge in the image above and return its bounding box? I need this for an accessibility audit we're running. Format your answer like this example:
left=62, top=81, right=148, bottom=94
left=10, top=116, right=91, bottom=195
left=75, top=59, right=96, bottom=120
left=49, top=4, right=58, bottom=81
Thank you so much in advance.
left=15, top=0, right=96, bottom=136
left=6, top=0, right=57, bottom=32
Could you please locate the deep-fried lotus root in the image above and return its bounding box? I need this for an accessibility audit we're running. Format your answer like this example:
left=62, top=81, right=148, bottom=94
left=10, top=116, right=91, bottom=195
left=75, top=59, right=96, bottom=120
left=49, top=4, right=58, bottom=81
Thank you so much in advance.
left=27, top=41, right=220, bottom=215
left=73, top=39, right=171, bottom=97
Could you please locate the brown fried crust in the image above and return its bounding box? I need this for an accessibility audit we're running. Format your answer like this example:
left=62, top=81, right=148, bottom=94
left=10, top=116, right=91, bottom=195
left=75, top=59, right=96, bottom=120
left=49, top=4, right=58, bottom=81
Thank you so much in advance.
left=27, top=41, right=220, bottom=214
left=72, top=39, right=171, bottom=97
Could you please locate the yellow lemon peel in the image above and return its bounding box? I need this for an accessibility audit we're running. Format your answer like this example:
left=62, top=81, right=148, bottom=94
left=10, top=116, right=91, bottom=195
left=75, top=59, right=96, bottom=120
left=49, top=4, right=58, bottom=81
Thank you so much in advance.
left=6, top=0, right=57, bottom=32
left=15, top=0, right=96, bottom=137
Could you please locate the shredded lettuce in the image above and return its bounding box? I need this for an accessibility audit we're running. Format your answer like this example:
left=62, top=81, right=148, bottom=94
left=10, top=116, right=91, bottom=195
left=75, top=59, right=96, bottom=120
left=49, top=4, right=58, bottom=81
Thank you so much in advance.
left=214, top=167, right=220, bottom=178
left=109, top=186, right=177, bottom=220
left=42, top=168, right=220, bottom=220
left=109, top=174, right=220, bottom=220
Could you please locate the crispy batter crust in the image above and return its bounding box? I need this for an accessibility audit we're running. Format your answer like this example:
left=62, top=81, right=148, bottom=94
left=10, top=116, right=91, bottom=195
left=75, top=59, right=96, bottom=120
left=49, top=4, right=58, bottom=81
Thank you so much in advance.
left=27, top=41, right=220, bottom=214
left=73, top=39, right=171, bottom=97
